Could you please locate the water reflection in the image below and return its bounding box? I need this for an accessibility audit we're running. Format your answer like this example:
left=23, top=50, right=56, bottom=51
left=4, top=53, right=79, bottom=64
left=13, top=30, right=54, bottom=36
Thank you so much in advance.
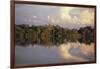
left=15, top=42, right=95, bottom=65
left=59, top=42, right=95, bottom=62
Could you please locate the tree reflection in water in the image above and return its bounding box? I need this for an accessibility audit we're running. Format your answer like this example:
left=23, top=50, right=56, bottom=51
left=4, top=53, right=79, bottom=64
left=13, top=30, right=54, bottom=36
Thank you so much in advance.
left=15, top=24, right=95, bottom=47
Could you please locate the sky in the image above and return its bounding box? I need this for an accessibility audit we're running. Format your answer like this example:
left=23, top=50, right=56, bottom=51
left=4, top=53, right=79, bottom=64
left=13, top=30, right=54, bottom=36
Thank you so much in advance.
left=15, top=4, right=95, bottom=29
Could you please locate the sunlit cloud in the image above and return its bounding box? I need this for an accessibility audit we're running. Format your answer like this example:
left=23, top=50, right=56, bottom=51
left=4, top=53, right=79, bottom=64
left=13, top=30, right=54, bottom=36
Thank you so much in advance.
left=72, top=16, right=80, bottom=24
left=60, top=7, right=73, bottom=21
left=48, top=16, right=50, bottom=20
left=33, top=16, right=37, bottom=19
left=79, top=10, right=94, bottom=25
left=59, top=7, right=94, bottom=27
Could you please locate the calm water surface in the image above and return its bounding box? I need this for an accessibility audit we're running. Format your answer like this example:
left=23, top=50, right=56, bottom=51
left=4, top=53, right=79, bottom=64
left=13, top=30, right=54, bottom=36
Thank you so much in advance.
left=15, top=42, right=95, bottom=65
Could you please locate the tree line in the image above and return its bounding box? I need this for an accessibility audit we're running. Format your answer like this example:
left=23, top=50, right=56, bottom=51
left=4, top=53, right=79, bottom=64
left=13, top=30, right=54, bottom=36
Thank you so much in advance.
left=15, top=24, right=95, bottom=46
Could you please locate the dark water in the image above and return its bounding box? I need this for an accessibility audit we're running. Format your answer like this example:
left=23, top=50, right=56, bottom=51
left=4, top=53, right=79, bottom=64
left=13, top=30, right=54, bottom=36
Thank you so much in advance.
left=15, top=42, right=95, bottom=66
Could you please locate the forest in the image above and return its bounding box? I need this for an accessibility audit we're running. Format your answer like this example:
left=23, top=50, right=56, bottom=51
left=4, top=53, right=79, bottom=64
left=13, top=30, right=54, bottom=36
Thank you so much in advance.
left=15, top=24, right=95, bottom=46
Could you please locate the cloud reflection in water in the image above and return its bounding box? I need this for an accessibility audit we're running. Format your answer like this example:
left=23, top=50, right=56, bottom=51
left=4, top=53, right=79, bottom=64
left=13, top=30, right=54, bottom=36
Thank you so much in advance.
left=59, top=42, right=95, bottom=62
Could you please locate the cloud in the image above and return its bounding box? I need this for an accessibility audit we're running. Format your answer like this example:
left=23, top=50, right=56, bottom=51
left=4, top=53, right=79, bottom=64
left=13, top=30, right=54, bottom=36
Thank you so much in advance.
left=15, top=4, right=95, bottom=29
left=15, top=4, right=59, bottom=26
left=69, top=8, right=95, bottom=25
left=80, top=9, right=94, bottom=25
left=54, top=7, right=95, bottom=29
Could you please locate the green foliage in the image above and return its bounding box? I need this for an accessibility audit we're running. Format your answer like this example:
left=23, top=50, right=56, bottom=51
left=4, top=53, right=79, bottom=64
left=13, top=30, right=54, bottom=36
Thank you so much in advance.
left=15, top=24, right=95, bottom=46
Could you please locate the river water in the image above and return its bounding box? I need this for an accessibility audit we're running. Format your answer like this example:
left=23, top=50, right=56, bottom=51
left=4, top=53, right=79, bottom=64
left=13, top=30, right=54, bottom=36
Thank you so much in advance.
left=15, top=42, right=95, bottom=66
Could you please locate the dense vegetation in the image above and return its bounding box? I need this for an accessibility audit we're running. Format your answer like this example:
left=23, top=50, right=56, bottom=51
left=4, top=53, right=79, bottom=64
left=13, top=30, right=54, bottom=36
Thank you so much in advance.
left=15, top=24, right=95, bottom=46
